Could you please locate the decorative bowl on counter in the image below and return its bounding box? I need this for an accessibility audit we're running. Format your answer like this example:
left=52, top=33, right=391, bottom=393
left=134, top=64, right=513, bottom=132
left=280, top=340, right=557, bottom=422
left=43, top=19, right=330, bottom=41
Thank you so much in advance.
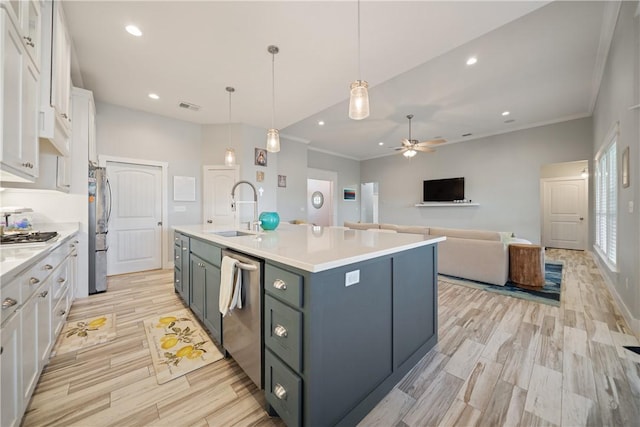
left=259, top=212, right=280, bottom=230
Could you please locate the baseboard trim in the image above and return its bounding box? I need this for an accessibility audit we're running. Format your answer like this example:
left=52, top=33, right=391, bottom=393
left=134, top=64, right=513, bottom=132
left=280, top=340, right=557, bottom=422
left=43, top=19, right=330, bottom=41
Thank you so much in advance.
left=590, top=251, right=640, bottom=339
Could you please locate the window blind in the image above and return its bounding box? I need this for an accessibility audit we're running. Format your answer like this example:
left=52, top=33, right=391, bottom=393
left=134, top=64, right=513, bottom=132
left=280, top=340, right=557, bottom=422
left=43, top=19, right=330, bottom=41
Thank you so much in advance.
left=595, top=135, right=617, bottom=267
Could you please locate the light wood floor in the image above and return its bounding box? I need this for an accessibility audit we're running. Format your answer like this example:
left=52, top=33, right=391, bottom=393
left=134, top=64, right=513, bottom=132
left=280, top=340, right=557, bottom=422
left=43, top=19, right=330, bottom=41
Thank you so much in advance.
left=23, top=249, right=640, bottom=427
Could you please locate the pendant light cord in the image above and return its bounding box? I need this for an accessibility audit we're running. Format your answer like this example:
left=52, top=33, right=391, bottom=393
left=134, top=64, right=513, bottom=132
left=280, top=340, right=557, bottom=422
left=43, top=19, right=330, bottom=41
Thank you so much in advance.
left=357, top=0, right=361, bottom=81
left=271, top=52, right=276, bottom=129
left=228, top=90, right=231, bottom=145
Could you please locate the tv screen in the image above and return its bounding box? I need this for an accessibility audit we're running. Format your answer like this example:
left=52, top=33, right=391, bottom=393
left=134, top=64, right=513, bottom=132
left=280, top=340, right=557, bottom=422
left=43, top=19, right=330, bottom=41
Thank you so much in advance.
left=423, top=177, right=464, bottom=202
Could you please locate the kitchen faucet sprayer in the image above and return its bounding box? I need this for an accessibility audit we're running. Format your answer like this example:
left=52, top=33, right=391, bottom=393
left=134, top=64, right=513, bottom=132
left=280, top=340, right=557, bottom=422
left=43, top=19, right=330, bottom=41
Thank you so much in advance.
left=230, top=181, right=261, bottom=231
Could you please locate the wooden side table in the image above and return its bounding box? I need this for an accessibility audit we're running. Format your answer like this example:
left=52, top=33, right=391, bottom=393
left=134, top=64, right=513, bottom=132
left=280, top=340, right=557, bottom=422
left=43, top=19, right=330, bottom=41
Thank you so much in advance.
left=509, top=244, right=545, bottom=288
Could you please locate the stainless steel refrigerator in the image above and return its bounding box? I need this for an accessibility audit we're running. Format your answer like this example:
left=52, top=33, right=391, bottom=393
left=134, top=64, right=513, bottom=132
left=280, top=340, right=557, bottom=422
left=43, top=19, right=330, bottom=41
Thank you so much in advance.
left=88, top=165, right=111, bottom=294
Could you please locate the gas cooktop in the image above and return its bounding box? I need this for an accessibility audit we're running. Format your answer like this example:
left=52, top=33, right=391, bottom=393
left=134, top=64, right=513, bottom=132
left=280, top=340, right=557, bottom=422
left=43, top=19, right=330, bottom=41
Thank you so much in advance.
left=0, top=231, right=59, bottom=245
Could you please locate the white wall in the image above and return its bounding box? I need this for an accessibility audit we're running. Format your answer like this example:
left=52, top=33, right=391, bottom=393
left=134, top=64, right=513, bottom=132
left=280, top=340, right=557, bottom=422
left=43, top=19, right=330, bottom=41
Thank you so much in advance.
left=277, top=137, right=308, bottom=222
left=540, top=160, right=588, bottom=179
left=591, top=2, right=639, bottom=326
left=361, top=117, right=592, bottom=243
left=307, top=149, right=361, bottom=225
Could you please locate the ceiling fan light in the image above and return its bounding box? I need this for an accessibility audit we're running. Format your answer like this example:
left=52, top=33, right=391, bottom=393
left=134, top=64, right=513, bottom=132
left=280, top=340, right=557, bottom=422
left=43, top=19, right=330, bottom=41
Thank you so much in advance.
left=349, top=80, right=370, bottom=120
left=266, top=128, right=280, bottom=153
left=403, top=149, right=417, bottom=158
left=224, top=148, right=236, bottom=167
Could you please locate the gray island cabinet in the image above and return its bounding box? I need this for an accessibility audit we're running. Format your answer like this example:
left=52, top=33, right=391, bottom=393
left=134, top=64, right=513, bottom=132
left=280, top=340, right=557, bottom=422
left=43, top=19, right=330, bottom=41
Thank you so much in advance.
left=173, top=224, right=444, bottom=427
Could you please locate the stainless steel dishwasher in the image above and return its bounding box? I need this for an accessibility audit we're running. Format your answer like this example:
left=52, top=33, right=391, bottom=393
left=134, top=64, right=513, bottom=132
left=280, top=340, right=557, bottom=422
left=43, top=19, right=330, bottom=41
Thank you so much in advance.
left=221, top=248, right=264, bottom=388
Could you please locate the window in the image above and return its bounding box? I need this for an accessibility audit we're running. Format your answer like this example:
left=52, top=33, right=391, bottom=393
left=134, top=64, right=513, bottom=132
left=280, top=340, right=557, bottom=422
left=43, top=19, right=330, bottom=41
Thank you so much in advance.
left=595, top=127, right=617, bottom=268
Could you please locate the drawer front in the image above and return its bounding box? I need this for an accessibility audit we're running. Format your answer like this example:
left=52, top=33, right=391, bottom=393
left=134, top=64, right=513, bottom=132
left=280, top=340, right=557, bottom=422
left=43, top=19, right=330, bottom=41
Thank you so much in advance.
left=53, top=287, right=71, bottom=337
left=265, top=349, right=302, bottom=427
left=1, top=277, right=21, bottom=324
left=174, top=244, right=182, bottom=268
left=265, top=264, right=303, bottom=309
left=22, top=254, right=55, bottom=300
left=191, top=238, right=221, bottom=267
left=265, top=295, right=302, bottom=372
left=51, top=259, right=70, bottom=306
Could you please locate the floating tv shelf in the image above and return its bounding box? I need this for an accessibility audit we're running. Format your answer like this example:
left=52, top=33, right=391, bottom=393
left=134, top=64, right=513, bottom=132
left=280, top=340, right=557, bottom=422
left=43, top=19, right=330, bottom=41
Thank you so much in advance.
left=415, top=202, right=480, bottom=207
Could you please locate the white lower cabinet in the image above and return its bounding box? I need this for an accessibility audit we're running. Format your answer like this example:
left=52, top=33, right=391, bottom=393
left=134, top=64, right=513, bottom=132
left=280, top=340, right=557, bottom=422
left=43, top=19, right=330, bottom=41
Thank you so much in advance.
left=0, top=233, right=76, bottom=426
left=0, top=311, right=22, bottom=427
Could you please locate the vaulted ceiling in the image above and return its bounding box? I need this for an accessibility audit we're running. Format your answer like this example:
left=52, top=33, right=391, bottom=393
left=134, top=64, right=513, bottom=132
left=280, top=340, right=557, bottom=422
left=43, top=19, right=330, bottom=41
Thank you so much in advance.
left=64, top=1, right=615, bottom=160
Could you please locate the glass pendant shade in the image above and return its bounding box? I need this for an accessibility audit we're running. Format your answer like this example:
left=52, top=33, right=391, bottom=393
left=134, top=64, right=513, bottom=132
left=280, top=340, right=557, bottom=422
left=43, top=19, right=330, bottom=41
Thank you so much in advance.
left=224, top=148, right=236, bottom=166
left=266, top=128, right=280, bottom=153
left=349, top=80, right=370, bottom=120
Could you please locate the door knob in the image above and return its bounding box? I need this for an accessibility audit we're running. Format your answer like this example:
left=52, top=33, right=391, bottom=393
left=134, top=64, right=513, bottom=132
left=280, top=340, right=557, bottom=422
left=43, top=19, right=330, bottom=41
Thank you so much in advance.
left=157, top=221, right=163, bottom=226
left=579, top=217, right=584, bottom=220
left=207, top=220, right=213, bottom=224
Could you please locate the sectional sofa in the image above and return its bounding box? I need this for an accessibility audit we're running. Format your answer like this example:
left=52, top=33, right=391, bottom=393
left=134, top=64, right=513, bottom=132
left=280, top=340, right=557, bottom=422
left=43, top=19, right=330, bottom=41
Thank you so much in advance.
left=343, top=221, right=511, bottom=286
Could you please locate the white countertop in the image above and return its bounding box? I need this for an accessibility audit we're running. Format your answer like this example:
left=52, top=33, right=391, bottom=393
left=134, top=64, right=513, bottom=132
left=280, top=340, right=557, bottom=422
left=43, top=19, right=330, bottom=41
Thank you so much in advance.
left=173, top=223, right=445, bottom=273
left=0, top=222, right=80, bottom=283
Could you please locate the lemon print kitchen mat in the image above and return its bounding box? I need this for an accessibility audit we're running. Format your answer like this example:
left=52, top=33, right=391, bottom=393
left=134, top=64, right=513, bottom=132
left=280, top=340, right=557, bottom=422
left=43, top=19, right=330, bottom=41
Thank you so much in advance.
left=53, top=313, right=116, bottom=355
left=143, top=309, right=224, bottom=384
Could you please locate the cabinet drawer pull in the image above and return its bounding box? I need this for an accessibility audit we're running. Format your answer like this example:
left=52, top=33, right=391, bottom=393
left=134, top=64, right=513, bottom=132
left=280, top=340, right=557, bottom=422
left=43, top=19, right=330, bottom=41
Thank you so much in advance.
left=44, top=264, right=54, bottom=270
left=26, top=41, right=35, bottom=47
left=273, top=279, right=287, bottom=290
left=176, top=279, right=180, bottom=283
left=175, top=255, right=180, bottom=260
left=2, top=298, right=18, bottom=309
left=182, top=247, right=188, bottom=251
left=59, top=309, right=66, bottom=316
left=274, top=324, right=288, bottom=338
left=175, top=236, right=179, bottom=241
left=24, top=36, right=32, bottom=42
left=40, top=290, right=49, bottom=298
left=29, top=277, right=40, bottom=285
left=273, top=383, right=287, bottom=401
left=57, top=278, right=66, bottom=284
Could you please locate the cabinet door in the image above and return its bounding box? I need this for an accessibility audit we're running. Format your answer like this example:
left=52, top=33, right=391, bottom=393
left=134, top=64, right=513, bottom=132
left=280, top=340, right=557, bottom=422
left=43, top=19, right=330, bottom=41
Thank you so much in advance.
left=88, top=97, right=97, bottom=163
left=22, top=57, right=39, bottom=177
left=36, top=282, right=52, bottom=367
left=51, top=2, right=71, bottom=133
left=21, top=0, right=41, bottom=68
left=1, top=311, right=22, bottom=427
left=20, top=294, right=39, bottom=403
left=55, top=155, right=70, bottom=191
left=204, top=263, right=222, bottom=345
left=190, top=255, right=206, bottom=321
left=1, top=12, right=25, bottom=173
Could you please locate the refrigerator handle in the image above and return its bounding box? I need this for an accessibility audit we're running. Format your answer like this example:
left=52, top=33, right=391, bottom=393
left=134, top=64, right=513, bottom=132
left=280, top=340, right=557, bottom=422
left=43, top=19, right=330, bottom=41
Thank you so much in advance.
left=106, top=178, right=113, bottom=223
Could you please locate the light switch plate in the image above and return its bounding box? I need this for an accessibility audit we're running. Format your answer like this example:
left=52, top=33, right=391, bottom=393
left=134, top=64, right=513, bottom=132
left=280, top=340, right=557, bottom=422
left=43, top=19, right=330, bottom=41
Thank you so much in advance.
left=345, top=270, right=360, bottom=287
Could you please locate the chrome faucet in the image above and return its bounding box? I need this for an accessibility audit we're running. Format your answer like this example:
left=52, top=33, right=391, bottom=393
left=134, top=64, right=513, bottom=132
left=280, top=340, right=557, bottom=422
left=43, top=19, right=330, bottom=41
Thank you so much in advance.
left=231, top=180, right=261, bottom=231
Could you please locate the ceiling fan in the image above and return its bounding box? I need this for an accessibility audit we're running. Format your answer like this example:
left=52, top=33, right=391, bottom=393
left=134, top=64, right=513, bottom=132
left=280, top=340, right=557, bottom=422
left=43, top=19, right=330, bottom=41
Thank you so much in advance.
left=393, top=114, right=446, bottom=158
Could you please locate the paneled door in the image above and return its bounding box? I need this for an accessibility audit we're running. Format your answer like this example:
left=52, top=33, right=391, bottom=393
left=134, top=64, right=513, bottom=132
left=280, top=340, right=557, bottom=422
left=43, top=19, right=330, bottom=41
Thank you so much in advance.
left=542, top=178, right=587, bottom=250
left=203, top=165, right=238, bottom=227
left=107, top=161, right=163, bottom=275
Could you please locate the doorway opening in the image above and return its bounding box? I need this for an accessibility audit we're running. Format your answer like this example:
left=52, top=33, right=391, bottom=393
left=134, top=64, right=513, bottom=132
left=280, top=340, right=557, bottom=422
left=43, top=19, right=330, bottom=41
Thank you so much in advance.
left=360, top=182, right=379, bottom=223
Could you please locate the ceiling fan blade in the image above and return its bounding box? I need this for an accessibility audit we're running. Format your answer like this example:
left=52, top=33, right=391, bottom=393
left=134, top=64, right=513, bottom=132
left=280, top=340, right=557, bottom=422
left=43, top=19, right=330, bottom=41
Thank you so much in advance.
left=401, top=138, right=412, bottom=147
left=414, top=146, right=435, bottom=153
left=417, top=138, right=446, bottom=146
left=393, top=146, right=407, bottom=151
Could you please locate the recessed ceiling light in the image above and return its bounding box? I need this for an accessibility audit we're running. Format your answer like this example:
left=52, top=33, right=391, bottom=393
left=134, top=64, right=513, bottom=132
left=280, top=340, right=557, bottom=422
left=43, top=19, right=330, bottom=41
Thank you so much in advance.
left=148, top=93, right=159, bottom=100
left=378, top=142, right=384, bottom=146
left=466, top=56, right=477, bottom=66
left=317, top=120, right=325, bottom=126
left=125, top=25, right=142, bottom=37
left=502, top=111, right=510, bottom=116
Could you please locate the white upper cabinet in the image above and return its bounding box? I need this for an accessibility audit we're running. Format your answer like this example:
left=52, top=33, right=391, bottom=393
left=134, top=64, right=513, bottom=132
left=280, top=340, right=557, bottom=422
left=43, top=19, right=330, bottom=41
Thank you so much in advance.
left=0, top=9, right=39, bottom=182
left=21, top=0, right=41, bottom=70
left=39, top=0, right=71, bottom=156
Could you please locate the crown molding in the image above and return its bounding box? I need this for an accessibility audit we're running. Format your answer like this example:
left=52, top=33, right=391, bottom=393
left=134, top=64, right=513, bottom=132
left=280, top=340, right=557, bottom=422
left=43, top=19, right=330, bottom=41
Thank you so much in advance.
left=307, top=146, right=360, bottom=161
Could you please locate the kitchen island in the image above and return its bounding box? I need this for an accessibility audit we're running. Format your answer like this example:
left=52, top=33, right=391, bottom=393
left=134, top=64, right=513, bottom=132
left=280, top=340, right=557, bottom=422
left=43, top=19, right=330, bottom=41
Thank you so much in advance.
left=173, top=223, right=444, bottom=427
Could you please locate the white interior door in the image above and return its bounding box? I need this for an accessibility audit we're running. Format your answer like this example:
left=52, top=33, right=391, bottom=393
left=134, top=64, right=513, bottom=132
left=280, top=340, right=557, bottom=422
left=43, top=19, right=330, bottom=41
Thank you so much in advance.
left=542, top=178, right=587, bottom=250
left=203, top=166, right=238, bottom=227
left=307, top=179, right=333, bottom=226
left=107, top=161, right=163, bottom=275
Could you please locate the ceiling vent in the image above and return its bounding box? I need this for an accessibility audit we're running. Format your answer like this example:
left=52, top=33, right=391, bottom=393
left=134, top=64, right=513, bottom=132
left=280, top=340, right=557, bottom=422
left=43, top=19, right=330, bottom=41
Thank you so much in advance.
left=178, top=101, right=201, bottom=111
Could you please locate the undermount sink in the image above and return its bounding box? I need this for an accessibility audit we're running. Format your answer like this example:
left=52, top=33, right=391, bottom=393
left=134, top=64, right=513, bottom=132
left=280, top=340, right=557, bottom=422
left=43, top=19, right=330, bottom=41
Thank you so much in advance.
left=208, top=230, right=256, bottom=237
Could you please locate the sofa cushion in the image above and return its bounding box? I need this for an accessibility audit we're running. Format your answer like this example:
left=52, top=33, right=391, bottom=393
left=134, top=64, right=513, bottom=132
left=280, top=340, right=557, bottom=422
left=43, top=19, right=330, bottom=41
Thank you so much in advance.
left=394, top=225, right=430, bottom=236
left=343, top=221, right=380, bottom=230
left=429, top=227, right=501, bottom=241
left=379, top=223, right=398, bottom=231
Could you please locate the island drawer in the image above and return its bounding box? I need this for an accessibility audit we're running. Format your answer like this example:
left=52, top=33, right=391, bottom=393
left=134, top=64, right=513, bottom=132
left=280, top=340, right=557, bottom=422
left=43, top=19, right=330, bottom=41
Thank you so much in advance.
left=265, top=264, right=303, bottom=308
left=265, top=295, right=302, bottom=373
left=190, top=238, right=221, bottom=267
left=265, top=348, right=302, bottom=427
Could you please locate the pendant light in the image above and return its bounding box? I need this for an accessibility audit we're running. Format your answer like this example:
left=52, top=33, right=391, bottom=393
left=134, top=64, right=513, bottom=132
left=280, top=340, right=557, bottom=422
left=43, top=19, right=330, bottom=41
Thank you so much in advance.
left=266, top=45, right=280, bottom=153
left=224, top=87, right=236, bottom=167
left=349, top=0, right=369, bottom=120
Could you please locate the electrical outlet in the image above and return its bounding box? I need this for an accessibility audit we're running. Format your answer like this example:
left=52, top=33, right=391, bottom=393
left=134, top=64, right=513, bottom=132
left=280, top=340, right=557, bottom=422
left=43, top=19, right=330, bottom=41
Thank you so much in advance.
left=345, top=270, right=360, bottom=287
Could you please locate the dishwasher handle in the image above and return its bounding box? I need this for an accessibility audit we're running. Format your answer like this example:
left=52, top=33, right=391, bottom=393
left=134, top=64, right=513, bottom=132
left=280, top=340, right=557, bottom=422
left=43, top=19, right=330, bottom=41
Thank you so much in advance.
left=236, top=261, right=257, bottom=271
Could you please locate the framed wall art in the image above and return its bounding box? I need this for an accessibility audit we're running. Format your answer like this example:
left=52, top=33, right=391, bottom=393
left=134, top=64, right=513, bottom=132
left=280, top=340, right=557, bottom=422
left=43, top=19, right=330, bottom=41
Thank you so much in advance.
left=255, top=148, right=267, bottom=167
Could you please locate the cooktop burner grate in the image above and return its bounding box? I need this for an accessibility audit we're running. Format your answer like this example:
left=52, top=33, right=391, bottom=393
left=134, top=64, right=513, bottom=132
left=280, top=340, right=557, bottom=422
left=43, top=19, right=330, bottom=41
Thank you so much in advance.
left=1, top=231, right=59, bottom=245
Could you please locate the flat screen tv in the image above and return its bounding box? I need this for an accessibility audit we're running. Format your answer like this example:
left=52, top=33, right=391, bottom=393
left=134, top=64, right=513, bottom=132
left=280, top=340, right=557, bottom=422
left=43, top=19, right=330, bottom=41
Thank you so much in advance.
left=423, top=177, right=464, bottom=202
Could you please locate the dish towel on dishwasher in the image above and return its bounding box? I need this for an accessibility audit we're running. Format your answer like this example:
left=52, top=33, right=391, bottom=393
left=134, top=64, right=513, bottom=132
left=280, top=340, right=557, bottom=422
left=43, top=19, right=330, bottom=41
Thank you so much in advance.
left=220, top=256, right=243, bottom=317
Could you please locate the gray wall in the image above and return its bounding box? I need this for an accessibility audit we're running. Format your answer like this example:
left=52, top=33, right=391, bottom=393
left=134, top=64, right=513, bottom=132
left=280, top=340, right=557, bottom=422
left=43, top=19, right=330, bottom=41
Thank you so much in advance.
left=361, top=117, right=593, bottom=243
left=95, top=102, right=204, bottom=229
left=592, top=2, right=639, bottom=322
left=307, top=149, right=361, bottom=225
left=277, top=137, right=308, bottom=222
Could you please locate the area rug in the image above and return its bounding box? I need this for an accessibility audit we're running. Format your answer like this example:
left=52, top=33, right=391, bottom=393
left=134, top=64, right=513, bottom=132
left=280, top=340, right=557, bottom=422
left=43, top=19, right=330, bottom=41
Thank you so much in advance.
left=53, top=313, right=117, bottom=355
left=439, top=262, right=563, bottom=307
left=143, top=308, right=224, bottom=384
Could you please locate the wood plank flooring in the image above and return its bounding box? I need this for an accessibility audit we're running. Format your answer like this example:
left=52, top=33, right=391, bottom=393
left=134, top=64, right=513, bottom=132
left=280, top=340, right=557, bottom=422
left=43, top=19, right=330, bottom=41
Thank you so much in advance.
left=23, top=249, right=640, bottom=426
